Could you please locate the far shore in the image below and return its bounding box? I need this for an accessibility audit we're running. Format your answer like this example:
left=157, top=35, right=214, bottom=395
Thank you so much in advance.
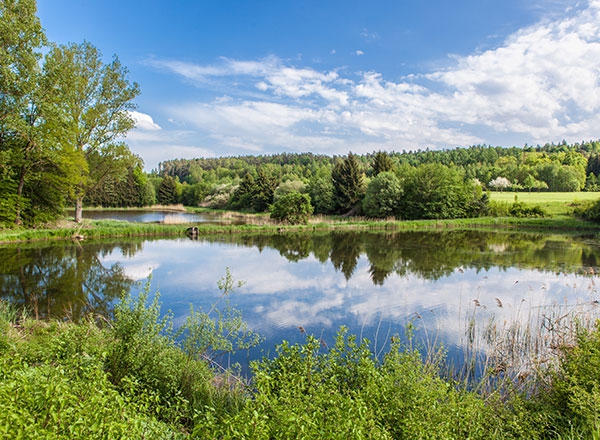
left=2, top=209, right=600, bottom=245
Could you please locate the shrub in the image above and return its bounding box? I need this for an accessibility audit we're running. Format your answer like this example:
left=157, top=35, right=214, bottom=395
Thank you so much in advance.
left=270, top=191, right=313, bottom=225
left=362, top=171, right=403, bottom=218
left=509, top=201, right=547, bottom=218
left=545, top=323, right=600, bottom=437
left=194, top=328, right=517, bottom=439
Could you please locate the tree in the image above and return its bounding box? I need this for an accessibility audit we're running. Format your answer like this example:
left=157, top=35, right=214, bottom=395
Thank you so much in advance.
left=362, top=171, right=403, bottom=218
left=488, top=176, right=511, bottom=192
left=332, top=152, right=365, bottom=215
left=400, top=163, right=485, bottom=220
left=253, top=167, right=278, bottom=212
left=0, top=0, right=50, bottom=225
left=371, top=150, right=394, bottom=176
left=229, top=172, right=255, bottom=210
left=43, top=40, right=140, bottom=222
left=270, top=191, right=313, bottom=225
left=308, top=168, right=335, bottom=214
left=157, top=175, right=179, bottom=205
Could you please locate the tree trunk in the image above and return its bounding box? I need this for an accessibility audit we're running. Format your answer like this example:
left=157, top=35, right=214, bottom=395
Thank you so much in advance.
left=75, top=196, right=83, bottom=223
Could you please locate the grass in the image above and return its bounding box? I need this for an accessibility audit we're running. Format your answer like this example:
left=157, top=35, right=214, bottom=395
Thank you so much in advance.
left=489, top=191, right=600, bottom=216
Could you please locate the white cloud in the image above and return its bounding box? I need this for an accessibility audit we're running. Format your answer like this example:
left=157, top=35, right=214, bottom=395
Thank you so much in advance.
left=130, top=111, right=161, bottom=131
left=138, top=1, right=600, bottom=164
left=355, top=50, right=364, bottom=56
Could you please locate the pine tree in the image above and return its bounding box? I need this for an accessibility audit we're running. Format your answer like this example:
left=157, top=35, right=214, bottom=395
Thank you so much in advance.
left=332, top=152, right=365, bottom=215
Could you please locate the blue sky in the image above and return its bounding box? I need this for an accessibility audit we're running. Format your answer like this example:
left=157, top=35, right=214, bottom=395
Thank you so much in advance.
left=37, top=1, right=600, bottom=170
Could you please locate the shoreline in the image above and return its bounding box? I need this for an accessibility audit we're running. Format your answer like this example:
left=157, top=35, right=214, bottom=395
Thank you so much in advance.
left=1, top=213, right=600, bottom=245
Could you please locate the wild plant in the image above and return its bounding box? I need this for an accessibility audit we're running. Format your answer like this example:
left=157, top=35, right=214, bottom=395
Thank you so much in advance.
left=105, top=268, right=260, bottom=428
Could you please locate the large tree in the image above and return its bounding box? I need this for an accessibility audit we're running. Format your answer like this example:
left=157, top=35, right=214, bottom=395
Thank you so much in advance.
left=332, top=152, right=365, bottom=215
left=43, top=41, right=140, bottom=222
left=0, top=0, right=48, bottom=225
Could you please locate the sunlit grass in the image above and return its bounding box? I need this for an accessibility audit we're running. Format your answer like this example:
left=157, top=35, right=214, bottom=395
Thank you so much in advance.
left=489, top=191, right=600, bottom=216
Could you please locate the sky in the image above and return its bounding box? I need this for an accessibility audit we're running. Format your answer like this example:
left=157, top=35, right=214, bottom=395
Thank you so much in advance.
left=37, top=0, right=600, bottom=170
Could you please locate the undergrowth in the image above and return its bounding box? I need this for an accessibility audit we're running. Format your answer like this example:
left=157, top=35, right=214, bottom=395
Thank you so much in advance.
left=1, top=280, right=600, bottom=438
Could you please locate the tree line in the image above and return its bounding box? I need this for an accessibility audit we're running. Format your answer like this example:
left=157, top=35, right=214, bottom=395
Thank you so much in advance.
left=0, top=0, right=146, bottom=228
left=150, top=141, right=600, bottom=223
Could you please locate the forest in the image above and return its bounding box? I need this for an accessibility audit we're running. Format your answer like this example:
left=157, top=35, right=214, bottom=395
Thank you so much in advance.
left=3, top=1, right=600, bottom=228
left=151, top=141, right=600, bottom=223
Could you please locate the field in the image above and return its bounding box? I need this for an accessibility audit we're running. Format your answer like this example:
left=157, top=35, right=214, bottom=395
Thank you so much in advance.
left=489, top=191, right=600, bottom=216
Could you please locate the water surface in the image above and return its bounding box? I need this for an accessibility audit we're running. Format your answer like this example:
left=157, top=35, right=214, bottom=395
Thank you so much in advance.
left=2, top=230, right=599, bottom=371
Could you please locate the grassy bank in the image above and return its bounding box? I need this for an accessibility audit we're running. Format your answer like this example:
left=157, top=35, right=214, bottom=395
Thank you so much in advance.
left=1, top=213, right=600, bottom=244
left=1, top=290, right=600, bottom=439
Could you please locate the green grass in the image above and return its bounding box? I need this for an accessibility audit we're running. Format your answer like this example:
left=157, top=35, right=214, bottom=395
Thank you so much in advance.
left=489, top=191, right=600, bottom=216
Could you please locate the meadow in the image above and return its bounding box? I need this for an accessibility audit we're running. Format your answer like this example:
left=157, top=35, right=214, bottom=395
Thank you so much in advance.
left=489, top=191, right=600, bottom=216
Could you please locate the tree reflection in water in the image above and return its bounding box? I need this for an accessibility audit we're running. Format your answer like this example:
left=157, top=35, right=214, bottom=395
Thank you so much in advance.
left=0, top=240, right=140, bottom=320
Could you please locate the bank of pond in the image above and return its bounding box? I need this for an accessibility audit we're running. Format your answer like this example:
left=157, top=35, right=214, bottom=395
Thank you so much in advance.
left=1, top=228, right=600, bottom=437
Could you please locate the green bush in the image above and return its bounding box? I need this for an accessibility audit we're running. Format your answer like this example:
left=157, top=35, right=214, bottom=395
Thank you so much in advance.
left=545, top=323, right=600, bottom=437
left=269, top=191, right=313, bottom=225
left=194, top=328, right=520, bottom=439
left=509, top=201, right=547, bottom=218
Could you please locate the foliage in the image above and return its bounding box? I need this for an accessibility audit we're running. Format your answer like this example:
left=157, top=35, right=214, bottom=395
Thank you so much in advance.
left=574, top=198, right=600, bottom=222
left=400, top=163, right=487, bottom=220
left=332, top=152, right=366, bottom=215
left=362, top=171, right=404, bottom=218
left=308, top=170, right=336, bottom=214
left=106, top=271, right=259, bottom=427
left=0, top=3, right=141, bottom=227
left=4, top=287, right=600, bottom=438
left=269, top=191, right=314, bottom=225
left=194, top=328, right=528, bottom=439
left=371, top=150, right=395, bottom=176
left=0, top=316, right=178, bottom=439
left=509, top=201, right=547, bottom=218
left=542, top=323, right=600, bottom=437
left=157, top=175, right=180, bottom=205
left=43, top=40, right=140, bottom=222
left=252, top=167, right=279, bottom=212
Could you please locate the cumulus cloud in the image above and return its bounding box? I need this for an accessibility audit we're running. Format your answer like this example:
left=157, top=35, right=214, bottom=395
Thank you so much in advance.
left=130, top=111, right=161, bottom=130
left=141, top=1, right=600, bottom=162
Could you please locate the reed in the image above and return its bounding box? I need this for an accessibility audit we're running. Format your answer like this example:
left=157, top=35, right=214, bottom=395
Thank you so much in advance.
left=449, top=283, right=600, bottom=398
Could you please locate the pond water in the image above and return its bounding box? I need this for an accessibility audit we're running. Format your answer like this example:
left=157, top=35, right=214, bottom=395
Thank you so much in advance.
left=80, top=209, right=239, bottom=224
left=2, top=230, right=600, bottom=374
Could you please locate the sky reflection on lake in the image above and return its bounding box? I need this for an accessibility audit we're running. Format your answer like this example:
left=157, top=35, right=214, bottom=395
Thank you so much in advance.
left=96, top=233, right=600, bottom=367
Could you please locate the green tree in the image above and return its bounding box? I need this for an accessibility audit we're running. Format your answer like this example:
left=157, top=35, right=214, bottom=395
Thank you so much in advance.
left=362, top=171, right=403, bottom=218
left=371, top=150, right=394, bottom=176
left=332, top=152, right=365, bottom=215
left=308, top=168, right=335, bottom=214
left=84, top=142, right=143, bottom=206
left=157, top=175, right=179, bottom=205
left=253, top=167, right=279, bottom=212
left=400, top=163, right=484, bottom=220
left=270, top=191, right=313, bottom=225
left=43, top=40, right=140, bottom=222
left=229, top=171, right=255, bottom=210
left=0, top=0, right=54, bottom=226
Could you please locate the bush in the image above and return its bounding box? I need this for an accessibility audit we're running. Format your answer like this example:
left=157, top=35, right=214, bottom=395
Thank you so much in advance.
left=362, top=171, right=403, bottom=218
left=509, top=201, right=547, bottom=218
left=194, top=328, right=518, bottom=439
left=545, top=323, right=600, bottom=437
left=574, top=199, right=600, bottom=222
left=270, top=191, right=313, bottom=225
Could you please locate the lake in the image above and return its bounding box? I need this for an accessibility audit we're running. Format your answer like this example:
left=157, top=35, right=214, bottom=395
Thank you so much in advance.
left=80, top=209, right=243, bottom=224
left=2, top=229, right=600, bottom=374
